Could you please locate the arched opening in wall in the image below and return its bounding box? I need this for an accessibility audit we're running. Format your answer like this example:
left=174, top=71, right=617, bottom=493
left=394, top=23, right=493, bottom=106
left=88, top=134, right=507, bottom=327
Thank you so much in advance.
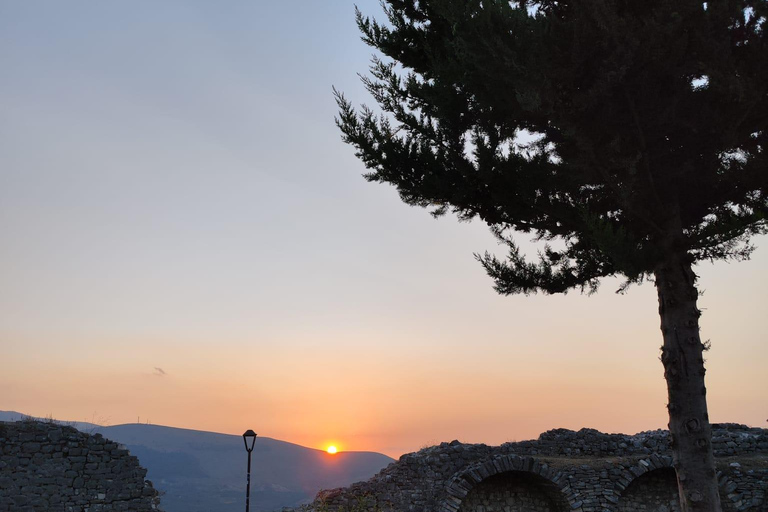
left=617, top=468, right=680, bottom=512
left=457, top=471, right=569, bottom=512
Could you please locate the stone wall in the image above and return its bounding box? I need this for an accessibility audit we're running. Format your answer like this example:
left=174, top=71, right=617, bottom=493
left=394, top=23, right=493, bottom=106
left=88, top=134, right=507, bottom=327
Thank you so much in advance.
left=296, top=424, right=768, bottom=512
left=0, top=420, right=161, bottom=512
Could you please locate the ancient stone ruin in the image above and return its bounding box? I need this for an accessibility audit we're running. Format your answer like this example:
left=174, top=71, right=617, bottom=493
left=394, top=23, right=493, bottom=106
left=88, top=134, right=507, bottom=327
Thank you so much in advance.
left=0, top=420, right=161, bottom=512
left=299, top=424, right=768, bottom=512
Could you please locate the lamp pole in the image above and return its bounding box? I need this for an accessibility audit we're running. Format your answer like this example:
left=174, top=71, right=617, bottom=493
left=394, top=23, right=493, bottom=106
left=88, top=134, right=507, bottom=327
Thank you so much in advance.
left=242, top=429, right=257, bottom=512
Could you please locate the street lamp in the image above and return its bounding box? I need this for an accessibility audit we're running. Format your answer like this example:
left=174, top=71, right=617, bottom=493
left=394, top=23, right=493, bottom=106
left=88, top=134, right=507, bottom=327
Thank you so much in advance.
left=243, top=429, right=257, bottom=512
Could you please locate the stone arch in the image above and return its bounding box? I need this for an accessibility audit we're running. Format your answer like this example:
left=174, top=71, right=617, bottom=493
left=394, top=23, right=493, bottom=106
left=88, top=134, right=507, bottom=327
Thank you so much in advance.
left=615, top=455, right=675, bottom=494
left=616, top=467, right=680, bottom=512
left=715, top=470, right=763, bottom=512
left=614, top=457, right=756, bottom=512
left=441, top=455, right=579, bottom=512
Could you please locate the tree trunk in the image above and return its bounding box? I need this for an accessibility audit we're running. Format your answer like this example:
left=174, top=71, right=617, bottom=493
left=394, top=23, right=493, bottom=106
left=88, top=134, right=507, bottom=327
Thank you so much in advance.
left=654, top=251, right=722, bottom=512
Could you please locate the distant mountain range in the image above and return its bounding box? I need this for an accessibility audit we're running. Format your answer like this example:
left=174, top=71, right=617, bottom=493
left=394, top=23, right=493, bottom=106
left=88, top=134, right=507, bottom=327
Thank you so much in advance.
left=0, top=411, right=394, bottom=512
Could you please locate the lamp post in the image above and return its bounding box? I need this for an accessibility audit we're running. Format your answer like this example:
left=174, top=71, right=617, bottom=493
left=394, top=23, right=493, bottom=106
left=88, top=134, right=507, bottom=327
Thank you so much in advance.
left=243, top=429, right=257, bottom=512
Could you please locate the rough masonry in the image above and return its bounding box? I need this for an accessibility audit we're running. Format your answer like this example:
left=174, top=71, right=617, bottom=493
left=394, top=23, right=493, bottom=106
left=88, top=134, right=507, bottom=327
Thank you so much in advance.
left=299, top=424, right=768, bottom=512
left=0, top=420, right=161, bottom=512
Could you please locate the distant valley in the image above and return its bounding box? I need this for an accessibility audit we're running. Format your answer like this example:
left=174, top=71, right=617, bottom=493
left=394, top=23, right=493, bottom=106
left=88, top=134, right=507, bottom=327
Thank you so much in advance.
left=0, top=411, right=394, bottom=512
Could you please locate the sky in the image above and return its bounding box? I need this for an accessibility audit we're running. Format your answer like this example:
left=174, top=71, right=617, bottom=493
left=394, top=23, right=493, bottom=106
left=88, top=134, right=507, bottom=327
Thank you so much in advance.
left=1, top=1, right=766, bottom=459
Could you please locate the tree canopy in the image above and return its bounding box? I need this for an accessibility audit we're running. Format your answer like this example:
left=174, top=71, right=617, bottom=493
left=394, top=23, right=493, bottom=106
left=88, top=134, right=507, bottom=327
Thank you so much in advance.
left=336, top=0, right=767, bottom=294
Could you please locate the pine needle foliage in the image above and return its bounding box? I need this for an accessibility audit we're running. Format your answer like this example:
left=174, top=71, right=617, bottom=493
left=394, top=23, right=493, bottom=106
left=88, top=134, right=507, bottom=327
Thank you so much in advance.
left=335, top=0, right=768, bottom=295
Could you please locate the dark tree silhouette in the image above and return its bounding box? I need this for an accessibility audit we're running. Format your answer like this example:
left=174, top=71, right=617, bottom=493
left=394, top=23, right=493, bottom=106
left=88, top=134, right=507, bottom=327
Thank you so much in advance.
left=335, top=1, right=767, bottom=510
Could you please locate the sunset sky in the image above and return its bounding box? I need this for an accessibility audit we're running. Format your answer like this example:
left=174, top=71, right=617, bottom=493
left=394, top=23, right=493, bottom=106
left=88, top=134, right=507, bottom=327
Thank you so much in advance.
left=1, top=1, right=766, bottom=458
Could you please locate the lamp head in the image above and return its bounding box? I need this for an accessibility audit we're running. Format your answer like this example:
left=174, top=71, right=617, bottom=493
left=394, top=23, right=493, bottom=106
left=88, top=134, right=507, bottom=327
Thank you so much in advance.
left=243, top=429, right=257, bottom=452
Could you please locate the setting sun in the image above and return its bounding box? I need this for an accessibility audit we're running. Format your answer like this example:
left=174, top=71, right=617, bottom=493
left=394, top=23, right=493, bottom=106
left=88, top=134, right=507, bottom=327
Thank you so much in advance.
left=327, top=446, right=338, bottom=454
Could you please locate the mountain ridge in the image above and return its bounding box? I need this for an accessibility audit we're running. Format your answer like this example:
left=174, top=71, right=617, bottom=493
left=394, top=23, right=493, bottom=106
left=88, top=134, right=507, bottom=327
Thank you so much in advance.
left=0, top=410, right=394, bottom=512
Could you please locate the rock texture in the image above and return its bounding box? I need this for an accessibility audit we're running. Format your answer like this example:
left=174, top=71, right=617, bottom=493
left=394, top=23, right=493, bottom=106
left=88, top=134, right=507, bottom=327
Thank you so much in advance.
left=293, top=424, right=768, bottom=512
left=0, top=420, right=161, bottom=512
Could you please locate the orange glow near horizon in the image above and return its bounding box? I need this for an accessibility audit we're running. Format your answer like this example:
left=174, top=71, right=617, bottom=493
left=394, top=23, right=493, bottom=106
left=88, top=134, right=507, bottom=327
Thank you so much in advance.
left=2, top=249, right=767, bottom=459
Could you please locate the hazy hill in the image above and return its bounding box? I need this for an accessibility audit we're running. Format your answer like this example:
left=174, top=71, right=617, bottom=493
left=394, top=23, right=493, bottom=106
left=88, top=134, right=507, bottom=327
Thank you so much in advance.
left=0, top=411, right=100, bottom=433
left=0, top=411, right=394, bottom=512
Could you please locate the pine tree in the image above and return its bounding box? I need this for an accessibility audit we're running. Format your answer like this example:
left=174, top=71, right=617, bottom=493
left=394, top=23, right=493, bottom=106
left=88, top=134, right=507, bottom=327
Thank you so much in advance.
left=335, top=1, right=767, bottom=510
